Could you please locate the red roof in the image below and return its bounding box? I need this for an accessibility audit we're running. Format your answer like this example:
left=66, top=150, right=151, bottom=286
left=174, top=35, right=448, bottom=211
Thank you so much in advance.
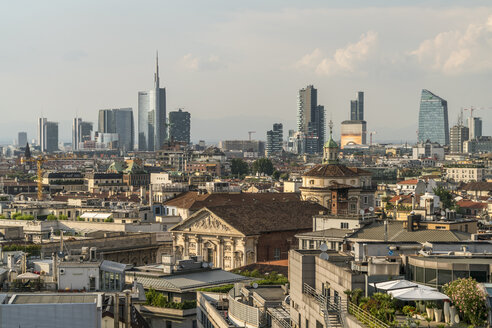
left=457, top=200, right=488, bottom=210
left=397, top=179, right=418, bottom=185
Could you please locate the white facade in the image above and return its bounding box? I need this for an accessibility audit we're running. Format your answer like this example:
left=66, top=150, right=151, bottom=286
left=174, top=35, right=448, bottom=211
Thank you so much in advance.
left=58, top=263, right=100, bottom=291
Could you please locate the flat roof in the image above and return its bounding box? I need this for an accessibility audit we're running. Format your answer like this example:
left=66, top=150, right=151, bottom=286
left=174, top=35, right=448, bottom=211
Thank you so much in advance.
left=253, top=287, right=285, bottom=302
left=10, top=294, right=98, bottom=304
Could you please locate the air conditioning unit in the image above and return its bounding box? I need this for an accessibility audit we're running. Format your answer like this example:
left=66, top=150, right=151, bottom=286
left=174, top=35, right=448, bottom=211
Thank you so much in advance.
left=60, top=268, right=66, bottom=275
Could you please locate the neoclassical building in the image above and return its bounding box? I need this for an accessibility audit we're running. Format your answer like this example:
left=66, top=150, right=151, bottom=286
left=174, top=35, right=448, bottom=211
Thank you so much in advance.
left=171, top=200, right=325, bottom=270
left=300, top=123, right=375, bottom=215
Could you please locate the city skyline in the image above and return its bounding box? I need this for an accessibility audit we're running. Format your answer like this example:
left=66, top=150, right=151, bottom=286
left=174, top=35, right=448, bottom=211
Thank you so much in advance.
left=1, top=1, right=492, bottom=144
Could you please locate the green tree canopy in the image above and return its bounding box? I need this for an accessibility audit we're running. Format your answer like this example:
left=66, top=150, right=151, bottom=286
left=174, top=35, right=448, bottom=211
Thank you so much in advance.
left=433, top=186, right=455, bottom=209
left=252, top=158, right=274, bottom=176
left=230, top=158, right=249, bottom=176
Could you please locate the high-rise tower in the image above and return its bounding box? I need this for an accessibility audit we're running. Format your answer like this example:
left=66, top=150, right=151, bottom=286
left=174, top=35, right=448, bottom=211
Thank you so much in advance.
left=296, top=85, right=325, bottom=154
left=98, top=108, right=134, bottom=152
left=138, top=53, right=167, bottom=151
left=169, top=109, right=191, bottom=144
left=418, top=89, right=449, bottom=145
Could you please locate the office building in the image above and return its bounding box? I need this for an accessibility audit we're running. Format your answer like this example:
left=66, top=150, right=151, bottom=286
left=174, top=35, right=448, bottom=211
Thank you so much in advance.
left=98, top=108, right=134, bottom=152
left=169, top=108, right=191, bottom=144
left=17, top=132, right=27, bottom=148
left=464, top=136, right=492, bottom=154
left=341, top=120, right=367, bottom=148
left=37, top=117, right=46, bottom=147
left=297, top=85, right=325, bottom=154
left=340, top=91, right=367, bottom=149
left=38, top=118, right=58, bottom=153
left=72, top=118, right=93, bottom=150
left=450, top=124, right=469, bottom=153
left=350, top=91, right=364, bottom=120
left=468, top=117, right=483, bottom=139
left=138, top=53, right=166, bottom=151
left=266, top=123, right=283, bottom=157
left=219, top=140, right=265, bottom=154
left=418, top=89, right=449, bottom=145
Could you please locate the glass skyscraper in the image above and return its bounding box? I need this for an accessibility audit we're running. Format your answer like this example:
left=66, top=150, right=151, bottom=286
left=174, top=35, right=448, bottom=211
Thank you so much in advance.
left=169, top=109, right=191, bottom=144
left=296, top=85, right=325, bottom=154
left=138, top=54, right=166, bottom=151
left=418, top=89, right=449, bottom=146
left=98, top=108, right=134, bottom=152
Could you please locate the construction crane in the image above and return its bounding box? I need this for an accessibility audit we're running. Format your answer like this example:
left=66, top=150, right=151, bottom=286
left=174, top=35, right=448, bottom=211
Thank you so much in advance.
left=248, top=131, right=256, bottom=141
left=21, top=154, right=74, bottom=200
left=463, top=106, right=492, bottom=121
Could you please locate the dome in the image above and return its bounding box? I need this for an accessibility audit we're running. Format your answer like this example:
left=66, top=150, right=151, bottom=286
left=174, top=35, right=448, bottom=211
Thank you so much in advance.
left=324, top=136, right=338, bottom=149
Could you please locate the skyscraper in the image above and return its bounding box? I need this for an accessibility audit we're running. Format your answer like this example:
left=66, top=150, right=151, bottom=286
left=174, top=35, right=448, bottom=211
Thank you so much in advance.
left=38, top=118, right=58, bottom=152
left=98, top=108, right=134, bottom=152
left=296, top=85, right=325, bottom=154
left=18, top=132, right=27, bottom=148
left=341, top=90, right=367, bottom=149
left=450, top=124, right=469, bottom=153
left=37, top=117, right=46, bottom=147
left=266, top=123, right=283, bottom=157
left=468, top=117, right=483, bottom=140
left=350, top=91, right=364, bottom=120
left=418, top=89, right=449, bottom=146
left=169, top=109, right=191, bottom=144
left=138, top=53, right=166, bottom=151
left=72, top=118, right=93, bottom=150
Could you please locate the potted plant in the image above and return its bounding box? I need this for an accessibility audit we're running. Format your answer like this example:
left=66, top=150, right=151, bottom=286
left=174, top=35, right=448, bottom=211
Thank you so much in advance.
left=425, top=301, right=435, bottom=320
left=434, top=306, right=443, bottom=322
left=416, top=300, right=426, bottom=313
left=424, top=315, right=432, bottom=328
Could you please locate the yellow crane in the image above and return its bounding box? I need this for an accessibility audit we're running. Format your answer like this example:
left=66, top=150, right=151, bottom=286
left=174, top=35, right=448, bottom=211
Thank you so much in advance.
left=21, top=154, right=74, bottom=200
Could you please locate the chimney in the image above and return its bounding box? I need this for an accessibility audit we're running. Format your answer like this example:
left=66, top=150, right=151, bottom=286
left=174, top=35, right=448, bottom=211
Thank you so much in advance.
left=125, top=292, right=131, bottom=328
left=407, top=214, right=414, bottom=232
left=411, top=193, right=416, bottom=210
left=114, top=294, right=119, bottom=328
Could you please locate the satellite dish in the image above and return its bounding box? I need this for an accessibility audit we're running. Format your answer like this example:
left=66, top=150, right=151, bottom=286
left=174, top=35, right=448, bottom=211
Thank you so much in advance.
left=252, top=283, right=259, bottom=289
left=319, top=243, right=328, bottom=252
left=202, top=262, right=208, bottom=268
left=369, top=207, right=374, bottom=212
left=441, top=211, right=446, bottom=216
left=320, top=252, right=329, bottom=260
left=359, top=209, right=365, bottom=215
left=208, top=262, right=214, bottom=268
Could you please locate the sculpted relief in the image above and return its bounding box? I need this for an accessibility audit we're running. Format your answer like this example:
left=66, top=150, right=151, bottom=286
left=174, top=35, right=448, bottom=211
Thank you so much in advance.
left=189, top=215, right=231, bottom=233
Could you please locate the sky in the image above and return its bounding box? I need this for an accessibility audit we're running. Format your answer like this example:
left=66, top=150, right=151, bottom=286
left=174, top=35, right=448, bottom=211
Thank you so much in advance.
left=1, top=0, right=492, bottom=145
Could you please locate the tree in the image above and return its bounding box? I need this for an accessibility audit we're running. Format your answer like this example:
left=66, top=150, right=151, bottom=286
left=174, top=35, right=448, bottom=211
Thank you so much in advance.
left=231, top=158, right=249, bottom=176
left=433, top=186, right=455, bottom=209
left=443, top=277, right=487, bottom=326
left=252, top=158, right=274, bottom=176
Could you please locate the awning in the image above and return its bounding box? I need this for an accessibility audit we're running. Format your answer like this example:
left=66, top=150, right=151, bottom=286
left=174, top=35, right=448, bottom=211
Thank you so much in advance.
left=16, top=272, right=40, bottom=280
left=389, top=287, right=450, bottom=301
left=370, top=279, right=437, bottom=291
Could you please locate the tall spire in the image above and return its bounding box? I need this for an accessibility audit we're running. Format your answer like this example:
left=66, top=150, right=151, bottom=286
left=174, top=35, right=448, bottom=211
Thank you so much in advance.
left=154, top=51, right=160, bottom=88
left=328, top=119, right=333, bottom=138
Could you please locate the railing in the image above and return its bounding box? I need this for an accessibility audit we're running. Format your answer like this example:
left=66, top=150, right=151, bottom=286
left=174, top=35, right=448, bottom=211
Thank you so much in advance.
left=267, top=308, right=291, bottom=328
left=303, top=283, right=346, bottom=327
left=348, top=301, right=390, bottom=328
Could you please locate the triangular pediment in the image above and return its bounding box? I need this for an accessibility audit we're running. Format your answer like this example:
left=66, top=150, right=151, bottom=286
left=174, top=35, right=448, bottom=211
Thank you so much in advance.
left=172, top=209, right=244, bottom=236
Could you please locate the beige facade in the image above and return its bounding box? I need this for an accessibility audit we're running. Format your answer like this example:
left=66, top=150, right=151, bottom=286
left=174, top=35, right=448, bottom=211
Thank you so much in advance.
left=445, top=166, right=485, bottom=182
left=171, top=209, right=258, bottom=270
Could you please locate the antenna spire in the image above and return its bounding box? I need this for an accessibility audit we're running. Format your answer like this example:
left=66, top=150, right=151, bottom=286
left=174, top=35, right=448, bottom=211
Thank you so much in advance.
left=154, top=51, right=160, bottom=88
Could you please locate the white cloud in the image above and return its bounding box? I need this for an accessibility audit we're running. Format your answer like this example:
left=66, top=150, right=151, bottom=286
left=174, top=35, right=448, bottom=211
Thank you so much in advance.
left=295, top=31, right=378, bottom=76
left=179, top=54, right=224, bottom=72
left=411, top=15, right=492, bottom=75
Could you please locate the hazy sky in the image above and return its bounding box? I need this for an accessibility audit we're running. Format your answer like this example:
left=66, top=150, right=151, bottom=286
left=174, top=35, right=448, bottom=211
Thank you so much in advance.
left=1, top=0, right=492, bottom=144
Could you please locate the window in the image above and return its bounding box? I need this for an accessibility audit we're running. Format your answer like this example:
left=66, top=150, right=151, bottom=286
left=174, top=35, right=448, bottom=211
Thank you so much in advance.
left=363, top=196, right=368, bottom=204
left=309, top=180, right=314, bottom=185
left=306, top=319, right=309, bottom=328
left=274, top=248, right=281, bottom=260
left=166, top=321, right=172, bottom=328
left=340, top=222, right=349, bottom=229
